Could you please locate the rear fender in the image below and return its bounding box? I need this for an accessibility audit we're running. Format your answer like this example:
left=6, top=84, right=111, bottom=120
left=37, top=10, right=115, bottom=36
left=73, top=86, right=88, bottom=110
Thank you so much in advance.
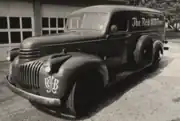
left=152, top=40, right=163, bottom=62
left=153, top=40, right=163, bottom=55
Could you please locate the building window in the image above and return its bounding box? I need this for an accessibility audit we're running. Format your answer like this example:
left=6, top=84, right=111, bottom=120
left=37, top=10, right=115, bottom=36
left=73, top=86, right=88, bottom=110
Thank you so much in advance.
left=23, top=31, right=32, bottom=40
left=58, top=30, right=64, bottom=33
left=0, top=17, right=7, bottom=29
left=10, top=17, right=20, bottom=29
left=0, top=16, right=33, bottom=44
left=42, top=30, right=49, bottom=35
left=50, top=30, right=57, bottom=34
left=0, top=32, right=8, bottom=44
left=50, top=18, right=56, bottom=28
left=58, top=18, right=64, bottom=28
left=22, top=17, right=32, bottom=29
left=42, top=17, right=49, bottom=28
left=42, top=17, right=66, bottom=35
left=11, top=32, right=21, bottom=43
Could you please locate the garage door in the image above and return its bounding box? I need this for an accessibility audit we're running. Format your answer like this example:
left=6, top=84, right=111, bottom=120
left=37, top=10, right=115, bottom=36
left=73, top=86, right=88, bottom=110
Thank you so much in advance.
left=41, top=4, right=82, bottom=35
left=0, top=0, right=33, bottom=61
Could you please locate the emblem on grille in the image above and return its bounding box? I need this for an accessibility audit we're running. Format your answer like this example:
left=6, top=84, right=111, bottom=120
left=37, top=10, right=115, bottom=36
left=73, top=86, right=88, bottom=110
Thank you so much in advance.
left=44, top=76, right=59, bottom=94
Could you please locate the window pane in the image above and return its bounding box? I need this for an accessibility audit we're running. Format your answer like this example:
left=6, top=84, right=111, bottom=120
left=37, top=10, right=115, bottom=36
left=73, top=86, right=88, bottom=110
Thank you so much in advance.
left=42, top=17, right=49, bottom=28
left=111, top=12, right=127, bottom=31
left=10, top=17, right=20, bottom=28
left=69, top=17, right=80, bottom=29
left=50, top=30, right=57, bottom=34
left=42, top=30, right=49, bottom=35
left=22, top=17, right=32, bottom=28
left=58, top=18, right=64, bottom=28
left=65, top=18, right=67, bottom=24
left=23, top=31, right=32, bottom=40
left=0, top=17, right=7, bottom=29
left=58, top=30, right=64, bottom=33
left=11, top=32, right=21, bottom=43
left=0, top=32, right=8, bottom=44
left=50, top=18, right=56, bottom=28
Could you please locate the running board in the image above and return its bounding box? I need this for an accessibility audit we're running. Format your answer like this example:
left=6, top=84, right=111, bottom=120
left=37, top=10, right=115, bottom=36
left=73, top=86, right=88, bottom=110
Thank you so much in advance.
left=106, top=63, right=152, bottom=88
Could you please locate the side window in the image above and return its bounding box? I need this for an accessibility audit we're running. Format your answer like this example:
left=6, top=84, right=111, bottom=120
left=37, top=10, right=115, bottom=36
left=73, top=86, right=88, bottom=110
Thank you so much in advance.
left=110, top=11, right=128, bottom=32
left=69, top=17, right=81, bottom=29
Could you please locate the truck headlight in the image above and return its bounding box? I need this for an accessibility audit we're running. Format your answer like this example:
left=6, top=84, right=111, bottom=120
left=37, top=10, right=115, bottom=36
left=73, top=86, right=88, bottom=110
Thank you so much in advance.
left=6, top=56, right=10, bottom=61
left=43, top=62, right=51, bottom=73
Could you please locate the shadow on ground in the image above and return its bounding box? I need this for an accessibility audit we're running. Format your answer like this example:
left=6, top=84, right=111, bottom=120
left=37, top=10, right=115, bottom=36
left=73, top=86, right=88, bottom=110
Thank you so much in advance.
left=32, top=56, right=173, bottom=121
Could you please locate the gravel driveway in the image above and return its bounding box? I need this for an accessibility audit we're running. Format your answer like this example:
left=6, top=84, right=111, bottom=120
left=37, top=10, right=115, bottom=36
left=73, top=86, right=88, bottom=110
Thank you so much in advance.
left=0, top=41, right=180, bottom=121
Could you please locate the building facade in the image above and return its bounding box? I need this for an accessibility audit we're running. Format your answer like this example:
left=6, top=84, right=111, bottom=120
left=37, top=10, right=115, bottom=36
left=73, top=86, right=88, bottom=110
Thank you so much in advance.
left=0, top=0, right=126, bottom=61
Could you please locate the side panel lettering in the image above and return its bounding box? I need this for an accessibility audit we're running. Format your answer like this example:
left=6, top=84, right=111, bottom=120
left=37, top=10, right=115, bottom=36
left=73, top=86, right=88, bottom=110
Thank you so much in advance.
left=132, top=17, right=164, bottom=27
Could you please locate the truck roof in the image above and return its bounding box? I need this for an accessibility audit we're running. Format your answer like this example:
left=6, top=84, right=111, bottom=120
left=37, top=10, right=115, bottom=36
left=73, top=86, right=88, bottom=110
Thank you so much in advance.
left=71, top=5, right=162, bottom=15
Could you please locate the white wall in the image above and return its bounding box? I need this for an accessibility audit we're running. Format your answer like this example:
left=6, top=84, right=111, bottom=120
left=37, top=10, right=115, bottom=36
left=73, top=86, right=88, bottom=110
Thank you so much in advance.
left=0, top=1, right=33, bottom=17
left=41, top=4, right=82, bottom=18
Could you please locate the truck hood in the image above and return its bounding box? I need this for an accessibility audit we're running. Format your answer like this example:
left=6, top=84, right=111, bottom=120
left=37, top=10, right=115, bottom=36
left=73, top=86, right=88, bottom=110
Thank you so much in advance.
left=20, top=31, right=105, bottom=49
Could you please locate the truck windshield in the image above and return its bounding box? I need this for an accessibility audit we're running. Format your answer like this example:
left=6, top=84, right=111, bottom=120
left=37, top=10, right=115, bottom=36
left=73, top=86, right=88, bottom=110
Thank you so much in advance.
left=66, top=12, right=109, bottom=31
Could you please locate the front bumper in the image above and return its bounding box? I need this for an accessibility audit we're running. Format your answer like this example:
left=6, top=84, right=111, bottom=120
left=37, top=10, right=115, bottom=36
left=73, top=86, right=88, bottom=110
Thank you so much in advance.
left=6, top=75, right=61, bottom=106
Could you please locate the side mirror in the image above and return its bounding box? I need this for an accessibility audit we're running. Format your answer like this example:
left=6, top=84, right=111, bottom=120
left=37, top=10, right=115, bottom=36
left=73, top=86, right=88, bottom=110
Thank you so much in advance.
left=110, top=25, right=118, bottom=33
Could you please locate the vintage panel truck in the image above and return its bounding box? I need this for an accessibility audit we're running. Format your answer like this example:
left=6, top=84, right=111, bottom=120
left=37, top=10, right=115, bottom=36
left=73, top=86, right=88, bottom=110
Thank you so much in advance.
left=6, top=5, right=168, bottom=117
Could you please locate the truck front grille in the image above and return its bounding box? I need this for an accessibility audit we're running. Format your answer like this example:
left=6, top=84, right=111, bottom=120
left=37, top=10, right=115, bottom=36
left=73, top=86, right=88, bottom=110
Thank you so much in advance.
left=19, top=61, right=43, bottom=89
left=19, top=49, right=40, bottom=59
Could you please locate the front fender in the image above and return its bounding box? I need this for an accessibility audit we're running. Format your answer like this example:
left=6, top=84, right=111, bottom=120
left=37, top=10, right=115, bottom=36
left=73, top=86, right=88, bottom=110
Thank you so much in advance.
left=40, top=52, right=109, bottom=99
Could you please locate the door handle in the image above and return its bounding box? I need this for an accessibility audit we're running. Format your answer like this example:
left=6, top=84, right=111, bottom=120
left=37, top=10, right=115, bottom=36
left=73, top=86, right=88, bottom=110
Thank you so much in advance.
left=122, top=33, right=131, bottom=37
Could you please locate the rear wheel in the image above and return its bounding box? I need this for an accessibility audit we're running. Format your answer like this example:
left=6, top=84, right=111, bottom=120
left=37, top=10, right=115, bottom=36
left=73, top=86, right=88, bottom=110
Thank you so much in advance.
left=66, top=72, right=104, bottom=118
left=134, top=37, right=153, bottom=68
left=146, top=48, right=162, bottom=72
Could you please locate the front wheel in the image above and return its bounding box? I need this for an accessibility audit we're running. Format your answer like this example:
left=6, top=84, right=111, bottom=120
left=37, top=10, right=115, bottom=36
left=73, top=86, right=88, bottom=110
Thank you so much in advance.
left=66, top=72, right=104, bottom=118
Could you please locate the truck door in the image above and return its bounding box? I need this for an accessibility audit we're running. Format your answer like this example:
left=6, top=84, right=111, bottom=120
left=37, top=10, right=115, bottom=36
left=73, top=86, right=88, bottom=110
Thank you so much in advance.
left=104, top=11, right=132, bottom=71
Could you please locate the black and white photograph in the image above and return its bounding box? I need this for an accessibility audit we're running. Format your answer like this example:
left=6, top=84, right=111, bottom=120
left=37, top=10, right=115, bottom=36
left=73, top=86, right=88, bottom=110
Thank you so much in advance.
left=0, top=0, right=180, bottom=121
